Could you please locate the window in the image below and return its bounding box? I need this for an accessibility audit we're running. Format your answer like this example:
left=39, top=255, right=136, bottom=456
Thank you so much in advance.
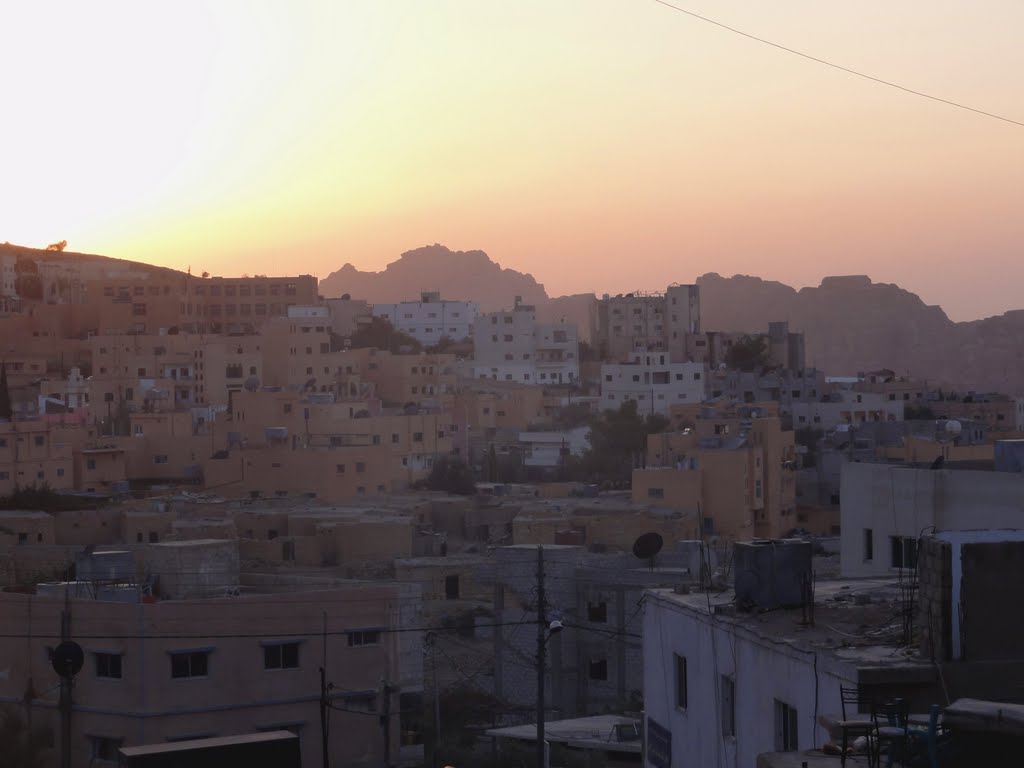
left=774, top=699, right=798, bottom=751
left=347, top=630, right=381, bottom=647
left=95, top=652, right=122, bottom=679
left=721, top=676, right=735, bottom=737
left=890, top=536, right=918, bottom=569
left=355, top=462, right=366, bottom=473
left=863, top=529, right=874, bottom=561
left=264, top=642, right=300, bottom=670
left=170, top=650, right=209, bottom=678
left=445, top=574, right=460, bottom=600
left=413, top=432, right=423, bottom=442
left=34, top=435, right=45, bottom=447
left=674, top=654, right=687, bottom=709
left=647, top=487, right=664, bottom=500
left=86, top=459, right=96, bottom=471
left=589, top=658, right=608, bottom=681
left=153, top=454, right=169, bottom=464
left=588, top=601, right=607, bottom=623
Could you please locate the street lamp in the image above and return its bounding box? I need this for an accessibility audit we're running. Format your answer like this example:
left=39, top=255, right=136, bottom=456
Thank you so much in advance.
left=535, top=541, right=563, bottom=768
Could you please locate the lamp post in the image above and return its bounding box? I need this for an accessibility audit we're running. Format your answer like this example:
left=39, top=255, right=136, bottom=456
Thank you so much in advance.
left=535, top=546, right=563, bottom=768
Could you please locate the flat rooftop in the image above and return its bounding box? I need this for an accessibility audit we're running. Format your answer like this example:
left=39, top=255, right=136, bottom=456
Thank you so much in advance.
left=486, top=715, right=642, bottom=753
left=758, top=751, right=872, bottom=768
left=648, top=577, right=928, bottom=664
left=0, top=510, right=52, bottom=519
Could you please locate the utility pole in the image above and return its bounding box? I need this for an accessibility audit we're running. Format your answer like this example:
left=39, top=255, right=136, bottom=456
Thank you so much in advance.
left=535, top=545, right=546, bottom=768
left=430, top=634, right=441, bottom=768
left=320, top=611, right=329, bottom=768
left=382, top=680, right=392, bottom=768
left=59, top=590, right=72, bottom=768
left=319, top=666, right=329, bottom=768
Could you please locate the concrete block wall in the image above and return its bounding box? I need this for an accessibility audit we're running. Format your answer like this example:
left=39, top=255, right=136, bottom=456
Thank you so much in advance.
left=917, top=536, right=952, bottom=662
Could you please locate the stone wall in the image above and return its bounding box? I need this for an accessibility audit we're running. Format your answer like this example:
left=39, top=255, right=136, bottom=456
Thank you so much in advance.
left=917, top=536, right=952, bottom=662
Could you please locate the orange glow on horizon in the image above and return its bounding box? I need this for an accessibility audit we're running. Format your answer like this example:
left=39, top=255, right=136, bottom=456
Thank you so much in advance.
left=2, top=1, right=1022, bottom=321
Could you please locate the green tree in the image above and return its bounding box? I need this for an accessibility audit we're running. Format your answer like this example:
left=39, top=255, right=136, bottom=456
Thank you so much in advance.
left=420, top=455, right=476, bottom=495
left=905, top=404, right=936, bottom=420
left=578, top=400, right=668, bottom=485
left=552, top=401, right=592, bottom=430
left=724, top=334, right=769, bottom=372
left=348, top=316, right=422, bottom=353
left=0, top=705, right=53, bottom=768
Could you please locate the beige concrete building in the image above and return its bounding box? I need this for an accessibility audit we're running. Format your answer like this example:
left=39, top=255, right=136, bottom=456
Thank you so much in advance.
left=0, top=576, right=415, bottom=768
left=595, top=284, right=700, bottom=363
left=633, top=406, right=797, bottom=541
left=0, top=420, right=78, bottom=495
left=511, top=498, right=699, bottom=552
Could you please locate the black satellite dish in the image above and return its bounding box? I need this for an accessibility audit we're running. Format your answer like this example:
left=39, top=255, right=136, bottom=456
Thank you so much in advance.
left=632, top=532, right=664, bottom=570
left=51, top=641, right=84, bottom=679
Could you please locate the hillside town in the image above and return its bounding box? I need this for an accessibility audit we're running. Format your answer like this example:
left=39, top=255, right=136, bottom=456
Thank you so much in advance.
left=2, top=243, right=1023, bottom=767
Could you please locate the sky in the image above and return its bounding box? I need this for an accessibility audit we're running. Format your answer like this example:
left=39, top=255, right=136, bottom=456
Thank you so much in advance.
left=2, top=1, right=1022, bottom=322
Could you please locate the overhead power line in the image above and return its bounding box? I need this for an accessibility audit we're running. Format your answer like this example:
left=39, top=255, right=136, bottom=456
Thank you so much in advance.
left=0, top=619, right=535, bottom=641
left=652, top=0, right=1024, bottom=129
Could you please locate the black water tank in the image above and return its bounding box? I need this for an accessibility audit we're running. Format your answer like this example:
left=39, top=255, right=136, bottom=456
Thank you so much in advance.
left=733, top=539, right=812, bottom=610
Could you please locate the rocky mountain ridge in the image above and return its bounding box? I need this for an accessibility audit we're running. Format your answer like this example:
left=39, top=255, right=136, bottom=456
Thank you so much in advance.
left=321, top=247, right=1024, bottom=393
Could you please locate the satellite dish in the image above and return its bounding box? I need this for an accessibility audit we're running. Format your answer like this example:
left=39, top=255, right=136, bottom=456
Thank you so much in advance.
left=243, top=376, right=260, bottom=392
left=945, top=420, right=962, bottom=435
left=632, top=532, right=664, bottom=570
left=51, top=640, right=84, bottom=679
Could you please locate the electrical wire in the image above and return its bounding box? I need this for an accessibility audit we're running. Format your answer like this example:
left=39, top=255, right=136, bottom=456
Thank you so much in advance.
left=652, top=0, right=1024, bottom=129
left=0, top=619, right=535, bottom=641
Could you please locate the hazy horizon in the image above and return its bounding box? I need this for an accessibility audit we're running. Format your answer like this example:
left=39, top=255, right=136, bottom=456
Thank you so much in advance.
left=3, top=1, right=1022, bottom=323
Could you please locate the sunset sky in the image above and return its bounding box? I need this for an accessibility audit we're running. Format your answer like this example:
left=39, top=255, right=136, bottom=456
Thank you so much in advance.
left=2, top=1, right=1022, bottom=321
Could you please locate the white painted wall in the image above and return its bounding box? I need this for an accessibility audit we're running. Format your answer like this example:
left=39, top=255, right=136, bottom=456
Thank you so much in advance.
left=791, top=391, right=904, bottom=431
left=601, top=353, right=704, bottom=417
left=374, top=299, right=478, bottom=345
left=643, top=590, right=852, bottom=768
left=473, top=308, right=578, bottom=384
left=840, top=462, right=1024, bottom=577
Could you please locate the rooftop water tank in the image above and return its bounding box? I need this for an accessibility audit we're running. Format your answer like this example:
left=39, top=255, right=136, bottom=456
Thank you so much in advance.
left=76, top=550, right=135, bottom=582
left=733, top=539, right=812, bottom=611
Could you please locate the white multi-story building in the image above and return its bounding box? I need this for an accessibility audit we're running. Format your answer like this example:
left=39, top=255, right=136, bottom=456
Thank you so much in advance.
left=600, top=351, right=705, bottom=416
left=373, top=292, right=478, bottom=347
left=839, top=461, right=1024, bottom=579
left=790, top=389, right=904, bottom=431
left=472, top=300, right=578, bottom=384
left=642, top=577, right=932, bottom=768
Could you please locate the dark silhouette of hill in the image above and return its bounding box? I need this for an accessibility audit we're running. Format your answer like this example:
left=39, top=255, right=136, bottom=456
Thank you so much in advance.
left=319, top=244, right=548, bottom=311
left=7, top=240, right=1022, bottom=393
left=321, top=248, right=1024, bottom=392
left=697, top=272, right=1023, bottom=393
left=0, top=241, right=185, bottom=277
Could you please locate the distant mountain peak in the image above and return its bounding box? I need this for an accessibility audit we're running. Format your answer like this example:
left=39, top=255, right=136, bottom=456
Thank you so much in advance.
left=319, top=244, right=547, bottom=311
